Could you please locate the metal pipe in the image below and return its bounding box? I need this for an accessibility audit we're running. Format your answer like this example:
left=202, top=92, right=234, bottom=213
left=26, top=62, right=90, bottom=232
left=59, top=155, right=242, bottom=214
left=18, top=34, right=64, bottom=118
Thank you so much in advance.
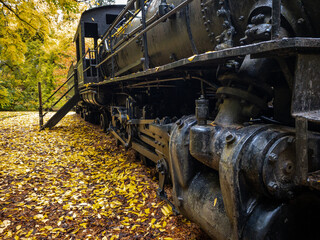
left=38, top=82, right=43, bottom=129
left=110, top=33, right=115, bottom=78
left=45, top=85, right=75, bottom=113
left=191, top=76, right=218, bottom=90
left=99, top=0, right=136, bottom=47
left=96, top=0, right=194, bottom=69
left=127, top=77, right=183, bottom=87
left=271, top=0, right=281, bottom=39
left=43, top=72, right=75, bottom=105
left=140, top=0, right=149, bottom=70
left=113, top=14, right=158, bottom=50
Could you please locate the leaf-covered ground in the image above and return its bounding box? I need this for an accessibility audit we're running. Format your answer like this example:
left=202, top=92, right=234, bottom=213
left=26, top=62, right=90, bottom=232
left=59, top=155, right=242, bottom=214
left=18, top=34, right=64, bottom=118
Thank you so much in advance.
left=0, top=112, right=209, bottom=240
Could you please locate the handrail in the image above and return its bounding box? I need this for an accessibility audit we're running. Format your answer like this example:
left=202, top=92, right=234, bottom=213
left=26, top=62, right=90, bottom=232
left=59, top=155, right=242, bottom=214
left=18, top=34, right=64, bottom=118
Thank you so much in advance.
left=82, top=48, right=97, bottom=61
left=96, top=0, right=194, bottom=68
left=111, top=6, right=142, bottom=39
left=99, top=0, right=136, bottom=47
left=43, top=85, right=75, bottom=115
left=113, top=13, right=158, bottom=51
left=43, top=72, right=75, bottom=106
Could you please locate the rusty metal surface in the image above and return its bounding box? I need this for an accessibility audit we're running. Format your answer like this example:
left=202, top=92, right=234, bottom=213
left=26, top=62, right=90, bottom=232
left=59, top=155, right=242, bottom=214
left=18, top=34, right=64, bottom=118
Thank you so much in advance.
left=292, top=54, right=320, bottom=123
left=68, top=2, right=320, bottom=239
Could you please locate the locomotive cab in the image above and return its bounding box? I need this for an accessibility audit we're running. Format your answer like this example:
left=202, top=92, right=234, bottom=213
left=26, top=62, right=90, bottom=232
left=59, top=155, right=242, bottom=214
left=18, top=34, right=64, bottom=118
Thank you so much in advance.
left=73, top=5, right=125, bottom=87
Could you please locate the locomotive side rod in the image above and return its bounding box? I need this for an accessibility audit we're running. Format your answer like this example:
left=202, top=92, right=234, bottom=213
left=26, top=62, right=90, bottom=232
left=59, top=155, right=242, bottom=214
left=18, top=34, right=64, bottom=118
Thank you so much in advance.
left=96, top=0, right=194, bottom=68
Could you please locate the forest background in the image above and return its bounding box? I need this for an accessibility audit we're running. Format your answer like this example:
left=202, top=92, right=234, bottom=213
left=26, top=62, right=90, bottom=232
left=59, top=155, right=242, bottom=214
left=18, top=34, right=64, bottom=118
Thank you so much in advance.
left=0, top=0, right=116, bottom=110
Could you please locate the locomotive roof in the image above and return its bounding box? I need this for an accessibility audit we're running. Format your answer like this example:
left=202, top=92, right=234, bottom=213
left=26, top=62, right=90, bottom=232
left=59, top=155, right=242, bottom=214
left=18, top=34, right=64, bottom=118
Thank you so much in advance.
left=74, top=4, right=125, bottom=41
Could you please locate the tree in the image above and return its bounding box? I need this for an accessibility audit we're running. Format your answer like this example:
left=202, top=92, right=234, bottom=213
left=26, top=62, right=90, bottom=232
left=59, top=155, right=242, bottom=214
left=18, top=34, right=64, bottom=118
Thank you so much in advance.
left=0, top=0, right=80, bottom=110
left=0, top=0, right=116, bottom=110
left=79, top=0, right=115, bottom=8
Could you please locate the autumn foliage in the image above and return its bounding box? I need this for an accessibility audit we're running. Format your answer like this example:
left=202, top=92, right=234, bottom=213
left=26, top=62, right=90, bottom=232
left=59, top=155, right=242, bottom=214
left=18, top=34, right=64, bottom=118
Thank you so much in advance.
left=0, top=112, right=209, bottom=239
left=0, top=0, right=109, bottom=110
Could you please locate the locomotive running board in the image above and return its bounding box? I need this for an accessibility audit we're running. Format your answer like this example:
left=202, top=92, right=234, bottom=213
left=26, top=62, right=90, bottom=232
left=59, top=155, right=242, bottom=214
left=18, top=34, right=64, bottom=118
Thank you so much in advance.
left=93, top=38, right=320, bottom=86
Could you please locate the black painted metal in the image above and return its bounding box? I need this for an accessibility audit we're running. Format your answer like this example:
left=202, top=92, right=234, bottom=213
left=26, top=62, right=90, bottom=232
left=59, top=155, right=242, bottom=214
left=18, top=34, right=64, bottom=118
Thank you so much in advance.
left=99, top=0, right=136, bottom=45
left=95, top=38, right=320, bottom=85
left=140, top=0, right=149, bottom=70
left=292, top=54, right=320, bottom=122
left=51, top=2, right=320, bottom=239
left=272, top=0, right=281, bottom=39
left=185, top=5, right=198, bottom=55
left=38, top=82, right=43, bottom=129
left=96, top=0, right=194, bottom=68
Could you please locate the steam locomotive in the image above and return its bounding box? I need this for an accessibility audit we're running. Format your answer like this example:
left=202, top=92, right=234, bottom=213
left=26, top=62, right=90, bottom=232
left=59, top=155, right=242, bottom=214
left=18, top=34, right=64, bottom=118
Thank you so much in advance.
left=67, top=0, right=320, bottom=239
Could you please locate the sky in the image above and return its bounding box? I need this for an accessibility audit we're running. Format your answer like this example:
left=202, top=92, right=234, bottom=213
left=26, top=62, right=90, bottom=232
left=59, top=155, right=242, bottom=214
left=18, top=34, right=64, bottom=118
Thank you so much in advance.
left=115, top=0, right=127, bottom=4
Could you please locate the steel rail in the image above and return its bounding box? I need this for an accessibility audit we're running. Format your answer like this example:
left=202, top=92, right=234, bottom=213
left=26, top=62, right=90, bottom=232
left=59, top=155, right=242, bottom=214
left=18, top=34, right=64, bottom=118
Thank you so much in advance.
left=96, top=0, right=194, bottom=68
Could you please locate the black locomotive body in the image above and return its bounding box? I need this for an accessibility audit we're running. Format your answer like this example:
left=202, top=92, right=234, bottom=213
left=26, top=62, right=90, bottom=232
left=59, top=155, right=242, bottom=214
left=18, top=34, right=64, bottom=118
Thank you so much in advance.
left=68, top=1, right=320, bottom=239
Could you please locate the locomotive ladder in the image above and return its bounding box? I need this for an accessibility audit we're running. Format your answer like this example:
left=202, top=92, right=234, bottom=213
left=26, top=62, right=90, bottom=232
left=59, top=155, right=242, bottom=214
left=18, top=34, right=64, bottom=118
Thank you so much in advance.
left=38, top=65, right=79, bottom=130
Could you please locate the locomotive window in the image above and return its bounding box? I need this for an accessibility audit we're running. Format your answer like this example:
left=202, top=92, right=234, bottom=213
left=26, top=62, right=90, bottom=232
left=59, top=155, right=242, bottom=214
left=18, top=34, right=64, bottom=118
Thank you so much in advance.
left=84, top=38, right=95, bottom=53
left=106, top=14, right=117, bottom=24
left=84, top=22, right=98, bottom=38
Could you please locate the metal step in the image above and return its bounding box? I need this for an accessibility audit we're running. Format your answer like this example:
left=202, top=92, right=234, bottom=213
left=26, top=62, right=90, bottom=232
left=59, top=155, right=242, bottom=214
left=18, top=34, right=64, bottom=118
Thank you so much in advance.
left=41, top=94, right=80, bottom=129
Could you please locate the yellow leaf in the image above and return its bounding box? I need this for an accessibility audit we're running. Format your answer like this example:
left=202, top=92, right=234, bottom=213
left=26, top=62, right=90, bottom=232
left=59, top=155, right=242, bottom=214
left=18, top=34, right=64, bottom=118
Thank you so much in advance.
left=162, top=221, right=167, bottom=228
left=16, top=225, right=21, bottom=230
left=161, top=205, right=172, bottom=216
left=155, top=223, right=162, bottom=228
left=131, top=225, right=139, bottom=231
left=44, top=226, right=53, bottom=230
left=188, top=55, right=197, bottom=62
left=33, top=214, right=44, bottom=220
left=214, top=198, right=217, bottom=207
left=72, top=228, right=80, bottom=234
left=52, top=228, right=66, bottom=232
left=62, top=204, right=70, bottom=210
left=164, top=238, right=174, bottom=240
left=25, top=229, right=33, bottom=237
left=80, top=223, right=87, bottom=228
left=110, top=235, right=118, bottom=240
left=6, top=230, right=12, bottom=237
left=150, top=218, right=156, bottom=225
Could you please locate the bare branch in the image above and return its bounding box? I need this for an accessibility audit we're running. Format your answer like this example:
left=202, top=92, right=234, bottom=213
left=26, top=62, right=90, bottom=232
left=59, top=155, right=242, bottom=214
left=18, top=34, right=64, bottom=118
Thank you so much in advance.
left=0, top=0, right=43, bottom=37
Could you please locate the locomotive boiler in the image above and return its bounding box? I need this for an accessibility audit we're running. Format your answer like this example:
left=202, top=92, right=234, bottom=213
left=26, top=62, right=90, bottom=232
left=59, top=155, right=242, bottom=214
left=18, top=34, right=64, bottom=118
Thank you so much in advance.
left=43, top=0, right=320, bottom=239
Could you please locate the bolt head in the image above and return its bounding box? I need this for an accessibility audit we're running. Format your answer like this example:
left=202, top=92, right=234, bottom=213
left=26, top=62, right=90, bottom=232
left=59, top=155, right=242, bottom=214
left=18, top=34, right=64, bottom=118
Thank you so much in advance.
left=268, top=153, right=278, bottom=163
left=268, top=182, right=278, bottom=192
left=225, top=132, right=235, bottom=144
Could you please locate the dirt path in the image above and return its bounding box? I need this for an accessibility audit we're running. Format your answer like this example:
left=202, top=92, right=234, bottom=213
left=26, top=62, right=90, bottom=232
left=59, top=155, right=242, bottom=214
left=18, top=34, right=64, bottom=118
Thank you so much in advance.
left=0, top=112, right=209, bottom=240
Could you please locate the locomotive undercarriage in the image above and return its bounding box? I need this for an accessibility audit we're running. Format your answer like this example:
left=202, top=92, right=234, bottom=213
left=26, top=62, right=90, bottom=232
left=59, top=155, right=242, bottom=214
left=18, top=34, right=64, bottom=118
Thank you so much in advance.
left=76, top=38, right=320, bottom=239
